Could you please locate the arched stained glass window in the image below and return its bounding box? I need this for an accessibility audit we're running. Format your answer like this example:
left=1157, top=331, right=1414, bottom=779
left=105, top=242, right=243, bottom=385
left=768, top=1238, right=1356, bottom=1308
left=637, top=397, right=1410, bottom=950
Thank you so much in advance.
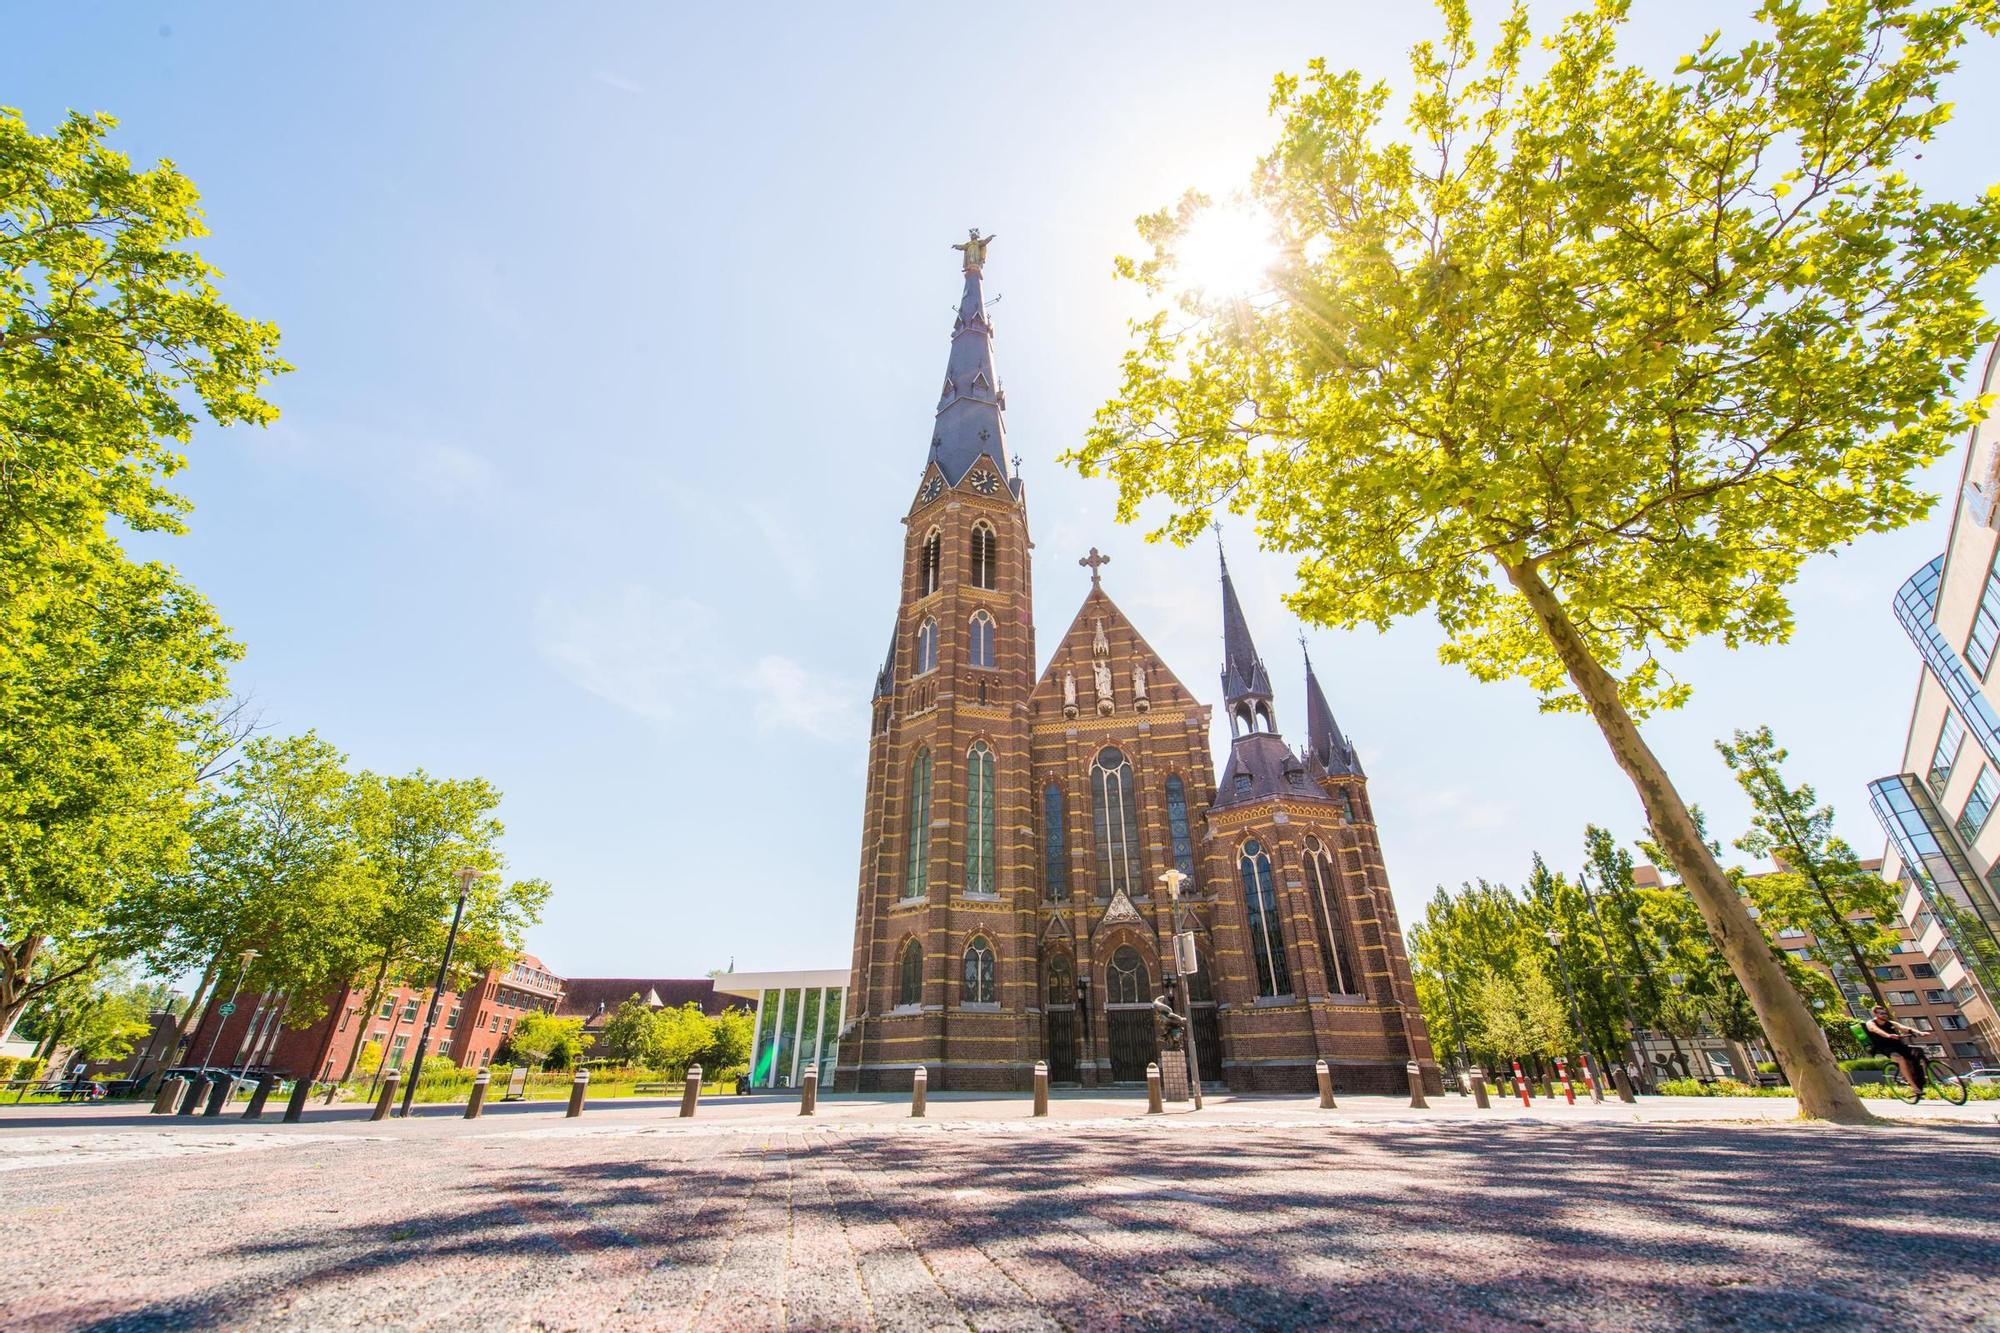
left=916, top=618, right=938, bottom=674
left=904, top=749, right=932, bottom=898
left=1108, top=945, right=1148, bottom=1005
left=1091, top=747, right=1143, bottom=899
left=970, top=523, right=997, bottom=590
left=898, top=939, right=924, bottom=1007
left=1303, top=836, right=1357, bottom=996
left=1042, top=783, right=1069, bottom=901
left=962, top=936, right=995, bottom=1004
left=920, top=530, right=941, bottom=596
left=969, top=611, right=996, bottom=668
left=1238, top=838, right=1291, bottom=998
left=1164, top=775, right=1197, bottom=884
left=966, top=742, right=995, bottom=894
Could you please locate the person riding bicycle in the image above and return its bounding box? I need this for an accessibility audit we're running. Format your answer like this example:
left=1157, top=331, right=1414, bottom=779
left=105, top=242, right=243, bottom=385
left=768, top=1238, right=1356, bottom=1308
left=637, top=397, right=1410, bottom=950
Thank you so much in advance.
left=1862, top=1005, right=1927, bottom=1098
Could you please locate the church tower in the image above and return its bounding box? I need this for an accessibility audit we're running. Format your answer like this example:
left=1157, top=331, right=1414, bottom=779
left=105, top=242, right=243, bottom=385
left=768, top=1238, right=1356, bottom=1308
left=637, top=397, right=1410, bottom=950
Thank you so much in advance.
left=840, top=233, right=1043, bottom=1091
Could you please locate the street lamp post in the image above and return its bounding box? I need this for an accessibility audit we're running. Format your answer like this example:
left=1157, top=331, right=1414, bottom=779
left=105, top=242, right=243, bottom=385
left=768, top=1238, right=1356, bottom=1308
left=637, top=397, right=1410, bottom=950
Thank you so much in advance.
left=1158, top=868, right=1203, bottom=1110
left=398, top=867, right=479, bottom=1118
left=199, top=949, right=261, bottom=1079
left=1543, top=926, right=1603, bottom=1102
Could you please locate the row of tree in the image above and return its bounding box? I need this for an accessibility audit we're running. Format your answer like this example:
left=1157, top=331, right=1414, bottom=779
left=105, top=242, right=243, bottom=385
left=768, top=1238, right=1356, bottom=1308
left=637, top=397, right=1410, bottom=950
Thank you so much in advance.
left=1409, top=728, right=1904, bottom=1084
left=0, top=109, right=547, bottom=1078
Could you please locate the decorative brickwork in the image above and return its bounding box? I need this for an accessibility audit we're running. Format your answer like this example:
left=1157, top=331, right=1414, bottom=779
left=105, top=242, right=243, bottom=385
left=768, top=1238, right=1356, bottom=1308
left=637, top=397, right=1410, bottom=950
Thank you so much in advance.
left=838, top=247, right=1435, bottom=1094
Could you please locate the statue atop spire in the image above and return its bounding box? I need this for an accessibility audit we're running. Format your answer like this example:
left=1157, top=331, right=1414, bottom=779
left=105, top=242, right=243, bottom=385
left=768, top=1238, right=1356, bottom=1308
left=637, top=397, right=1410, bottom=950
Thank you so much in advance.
left=952, top=227, right=997, bottom=273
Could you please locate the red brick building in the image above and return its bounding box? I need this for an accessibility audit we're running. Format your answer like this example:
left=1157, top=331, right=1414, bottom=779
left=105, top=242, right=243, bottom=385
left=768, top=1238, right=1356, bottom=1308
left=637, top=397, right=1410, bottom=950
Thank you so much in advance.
left=179, top=953, right=565, bottom=1082
left=837, top=239, right=1435, bottom=1094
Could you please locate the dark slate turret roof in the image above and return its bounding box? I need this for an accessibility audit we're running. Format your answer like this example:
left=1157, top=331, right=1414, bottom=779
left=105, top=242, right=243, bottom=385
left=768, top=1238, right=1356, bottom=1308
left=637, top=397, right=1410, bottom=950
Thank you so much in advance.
left=1214, top=733, right=1319, bottom=810
left=1219, top=548, right=1273, bottom=708
left=929, top=262, right=1013, bottom=487
left=1303, top=643, right=1364, bottom=778
left=872, top=625, right=896, bottom=701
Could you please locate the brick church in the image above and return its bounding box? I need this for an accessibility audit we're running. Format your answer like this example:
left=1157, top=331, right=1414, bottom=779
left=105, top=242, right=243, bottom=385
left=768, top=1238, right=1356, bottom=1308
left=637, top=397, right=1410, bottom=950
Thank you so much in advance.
left=836, top=234, right=1436, bottom=1094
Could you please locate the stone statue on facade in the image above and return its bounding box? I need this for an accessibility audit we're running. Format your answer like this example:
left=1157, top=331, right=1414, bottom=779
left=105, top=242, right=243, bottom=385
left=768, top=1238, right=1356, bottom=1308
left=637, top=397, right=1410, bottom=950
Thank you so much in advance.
left=952, top=228, right=996, bottom=272
left=1093, top=657, right=1114, bottom=713
left=1063, top=668, right=1078, bottom=719
left=1132, top=661, right=1149, bottom=712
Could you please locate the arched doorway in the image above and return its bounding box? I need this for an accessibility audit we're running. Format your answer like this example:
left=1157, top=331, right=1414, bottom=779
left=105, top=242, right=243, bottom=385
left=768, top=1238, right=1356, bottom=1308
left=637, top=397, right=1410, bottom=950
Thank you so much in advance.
left=1043, top=951, right=1078, bottom=1083
left=1105, top=945, right=1157, bottom=1083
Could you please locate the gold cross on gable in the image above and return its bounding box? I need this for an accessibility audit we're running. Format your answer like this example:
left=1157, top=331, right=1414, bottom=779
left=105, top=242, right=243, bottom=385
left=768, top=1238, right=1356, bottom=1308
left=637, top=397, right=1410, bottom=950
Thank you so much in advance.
left=1079, top=547, right=1111, bottom=588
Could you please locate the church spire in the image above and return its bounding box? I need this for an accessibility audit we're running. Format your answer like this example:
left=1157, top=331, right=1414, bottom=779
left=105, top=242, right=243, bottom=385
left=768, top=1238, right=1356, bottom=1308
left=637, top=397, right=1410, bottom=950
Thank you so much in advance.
left=1302, top=636, right=1363, bottom=776
left=1218, top=544, right=1275, bottom=734
left=929, top=228, right=1011, bottom=487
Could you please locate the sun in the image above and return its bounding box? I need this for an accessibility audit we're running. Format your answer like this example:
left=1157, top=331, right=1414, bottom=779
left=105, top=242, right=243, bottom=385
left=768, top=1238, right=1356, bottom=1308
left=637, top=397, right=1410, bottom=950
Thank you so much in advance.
left=1173, top=204, right=1280, bottom=298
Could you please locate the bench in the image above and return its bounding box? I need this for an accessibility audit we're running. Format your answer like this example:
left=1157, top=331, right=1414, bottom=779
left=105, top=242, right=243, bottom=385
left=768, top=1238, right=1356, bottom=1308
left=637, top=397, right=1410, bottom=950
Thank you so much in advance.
left=632, top=1082, right=669, bottom=1095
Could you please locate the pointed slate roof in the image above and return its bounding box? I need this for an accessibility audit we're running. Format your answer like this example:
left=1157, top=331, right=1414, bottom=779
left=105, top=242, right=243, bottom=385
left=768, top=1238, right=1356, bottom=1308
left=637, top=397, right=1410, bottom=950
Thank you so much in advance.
left=1218, top=548, right=1273, bottom=708
left=872, top=623, right=897, bottom=701
left=928, top=249, right=1013, bottom=487
left=1303, top=642, right=1364, bottom=778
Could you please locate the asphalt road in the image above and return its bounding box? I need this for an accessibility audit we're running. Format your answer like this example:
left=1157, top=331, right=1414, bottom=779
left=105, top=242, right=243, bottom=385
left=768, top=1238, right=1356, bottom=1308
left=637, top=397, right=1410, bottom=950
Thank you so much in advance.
left=2, top=1099, right=1996, bottom=1330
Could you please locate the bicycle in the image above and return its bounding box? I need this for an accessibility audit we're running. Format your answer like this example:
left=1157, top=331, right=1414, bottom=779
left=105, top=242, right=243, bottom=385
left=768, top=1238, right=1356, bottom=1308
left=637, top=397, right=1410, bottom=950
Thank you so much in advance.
left=1881, top=1050, right=1969, bottom=1106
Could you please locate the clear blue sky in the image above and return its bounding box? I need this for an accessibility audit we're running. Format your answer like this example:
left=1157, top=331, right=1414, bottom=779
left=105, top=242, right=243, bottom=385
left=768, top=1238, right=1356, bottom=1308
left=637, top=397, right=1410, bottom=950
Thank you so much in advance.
left=10, top=3, right=1998, bottom=978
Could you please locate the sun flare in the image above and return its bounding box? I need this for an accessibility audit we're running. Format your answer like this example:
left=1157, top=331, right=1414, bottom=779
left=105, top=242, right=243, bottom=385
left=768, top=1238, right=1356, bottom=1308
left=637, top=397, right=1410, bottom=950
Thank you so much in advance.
left=1173, top=205, right=1280, bottom=298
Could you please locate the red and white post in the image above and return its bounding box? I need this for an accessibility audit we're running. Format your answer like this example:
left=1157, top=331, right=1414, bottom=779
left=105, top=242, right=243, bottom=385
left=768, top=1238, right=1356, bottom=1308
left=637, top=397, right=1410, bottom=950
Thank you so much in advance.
left=1556, top=1056, right=1576, bottom=1105
left=1511, top=1060, right=1532, bottom=1107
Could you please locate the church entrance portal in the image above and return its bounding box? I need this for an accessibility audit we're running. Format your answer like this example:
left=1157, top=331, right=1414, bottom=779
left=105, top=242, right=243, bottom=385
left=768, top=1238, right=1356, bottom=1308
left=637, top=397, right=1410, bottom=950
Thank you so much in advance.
left=1105, top=945, right=1156, bottom=1083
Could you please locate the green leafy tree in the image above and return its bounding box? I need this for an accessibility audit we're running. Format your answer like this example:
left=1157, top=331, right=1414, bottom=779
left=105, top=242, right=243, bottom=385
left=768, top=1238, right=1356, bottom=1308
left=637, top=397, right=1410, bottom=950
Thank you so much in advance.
left=1522, top=854, right=1629, bottom=1073
left=14, top=957, right=155, bottom=1067
left=699, top=1006, right=755, bottom=1079
left=329, top=772, right=550, bottom=1088
left=1471, top=962, right=1566, bottom=1070
left=508, top=1012, right=586, bottom=1071
left=114, top=734, right=378, bottom=1060
left=598, top=995, right=657, bottom=1066
left=1075, top=0, right=2000, bottom=1121
left=0, top=108, right=286, bottom=1034
left=1719, top=726, right=1903, bottom=1008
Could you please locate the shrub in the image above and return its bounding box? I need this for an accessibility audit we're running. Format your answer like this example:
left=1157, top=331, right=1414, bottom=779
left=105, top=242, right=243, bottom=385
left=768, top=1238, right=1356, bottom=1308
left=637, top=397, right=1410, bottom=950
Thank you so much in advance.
left=0, top=1055, right=17, bottom=1082
left=1839, top=1056, right=1892, bottom=1072
left=1655, top=1077, right=1792, bottom=1097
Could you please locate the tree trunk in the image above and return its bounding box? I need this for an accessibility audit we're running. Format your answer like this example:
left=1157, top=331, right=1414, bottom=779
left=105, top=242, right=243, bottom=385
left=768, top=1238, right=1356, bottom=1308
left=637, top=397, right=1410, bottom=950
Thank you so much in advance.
left=1501, top=558, right=1870, bottom=1123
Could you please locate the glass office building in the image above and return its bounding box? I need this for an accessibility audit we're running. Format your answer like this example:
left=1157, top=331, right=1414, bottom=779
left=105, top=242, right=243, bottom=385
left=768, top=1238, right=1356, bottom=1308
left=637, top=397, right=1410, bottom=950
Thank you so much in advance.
left=714, top=969, right=848, bottom=1090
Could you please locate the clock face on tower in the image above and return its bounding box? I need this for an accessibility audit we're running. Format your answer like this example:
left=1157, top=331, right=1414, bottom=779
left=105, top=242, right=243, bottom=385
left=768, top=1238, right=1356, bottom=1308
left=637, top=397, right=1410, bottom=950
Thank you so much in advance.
left=969, top=467, right=999, bottom=495
left=920, top=476, right=944, bottom=505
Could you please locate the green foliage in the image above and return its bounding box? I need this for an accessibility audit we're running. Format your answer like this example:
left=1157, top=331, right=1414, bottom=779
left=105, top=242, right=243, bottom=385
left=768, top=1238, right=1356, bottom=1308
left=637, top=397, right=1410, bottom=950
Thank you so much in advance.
left=1076, top=0, right=2000, bottom=1124
left=353, top=1040, right=382, bottom=1077
left=509, top=1012, right=588, bottom=1071
left=1656, top=1077, right=1791, bottom=1097
left=1719, top=726, right=1903, bottom=1000
left=699, top=1006, right=755, bottom=1077
left=598, top=998, right=726, bottom=1076
left=0, top=108, right=287, bottom=1029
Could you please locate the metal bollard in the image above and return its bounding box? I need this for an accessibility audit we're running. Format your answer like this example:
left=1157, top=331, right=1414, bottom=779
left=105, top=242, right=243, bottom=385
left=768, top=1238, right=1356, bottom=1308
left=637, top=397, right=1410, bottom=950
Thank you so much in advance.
left=680, top=1064, right=702, bottom=1118
left=242, top=1072, right=278, bottom=1119
left=151, top=1078, right=182, bottom=1115
left=910, top=1066, right=927, bottom=1117
left=1406, top=1061, right=1429, bottom=1109
left=800, top=1067, right=817, bottom=1117
left=466, top=1070, right=490, bottom=1119
left=1556, top=1057, right=1576, bottom=1105
left=566, top=1067, right=588, bottom=1118
left=372, top=1071, right=399, bottom=1122
left=283, top=1076, right=312, bottom=1123
left=1511, top=1061, right=1532, bottom=1107
left=203, top=1074, right=232, bottom=1117
left=1470, top=1068, right=1491, bottom=1109
left=1316, top=1059, right=1337, bottom=1109
left=1146, top=1062, right=1164, bottom=1114
left=1032, top=1061, right=1048, bottom=1117
left=1611, top=1066, right=1637, bottom=1103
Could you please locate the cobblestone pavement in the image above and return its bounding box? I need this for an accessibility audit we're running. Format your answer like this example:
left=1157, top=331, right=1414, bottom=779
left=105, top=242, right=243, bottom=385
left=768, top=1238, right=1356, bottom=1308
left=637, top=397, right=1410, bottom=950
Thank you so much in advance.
left=3, top=1098, right=1997, bottom=1330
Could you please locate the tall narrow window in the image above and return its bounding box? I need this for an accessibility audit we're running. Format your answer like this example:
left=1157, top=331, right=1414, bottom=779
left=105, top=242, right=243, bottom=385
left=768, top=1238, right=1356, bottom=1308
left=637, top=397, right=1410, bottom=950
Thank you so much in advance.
left=961, top=936, right=995, bottom=1003
left=915, top=618, right=938, bottom=674
left=904, top=749, right=932, bottom=898
left=920, top=530, right=942, bottom=597
left=1091, top=747, right=1144, bottom=899
left=1043, top=783, right=1069, bottom=901
left=1164, top=775, right=1197, bottom=883
left=898, top=939, right=924, bottom=1007
left=969, top=611, right=996, bottom=668
left=1970, top=556, right=2000, bottom=674
left=967, top=742, right=996, bottom=894
left=1957, top=764, right=1998, bottom=845
left=1931, top=710, right=1968, bottom=798
left=1303, top=837, right=1357, bottom=996
left=1238, top=839, right=1292, bottom=998
left=970, top=522, right=997, bottom=590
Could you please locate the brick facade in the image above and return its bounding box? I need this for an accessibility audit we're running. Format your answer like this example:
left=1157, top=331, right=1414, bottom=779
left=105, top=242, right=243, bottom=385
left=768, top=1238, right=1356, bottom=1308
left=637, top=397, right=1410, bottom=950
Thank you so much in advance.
left=837, top=248, right=1435, bottom=1095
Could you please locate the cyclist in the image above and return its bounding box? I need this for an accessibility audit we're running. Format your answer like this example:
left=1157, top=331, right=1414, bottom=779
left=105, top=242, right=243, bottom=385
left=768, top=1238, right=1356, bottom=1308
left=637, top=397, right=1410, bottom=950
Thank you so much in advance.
left=1862, top=1005, right=1927, bottom=1099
